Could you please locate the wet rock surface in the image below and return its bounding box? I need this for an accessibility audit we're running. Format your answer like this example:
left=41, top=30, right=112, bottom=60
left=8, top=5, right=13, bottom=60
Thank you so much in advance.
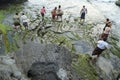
left=0, top=55, right=27, bottom=80
left=15, top=42, right=80, bottom=80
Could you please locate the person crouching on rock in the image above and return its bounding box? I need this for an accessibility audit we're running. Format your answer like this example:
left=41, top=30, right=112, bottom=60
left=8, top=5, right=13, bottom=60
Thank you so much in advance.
left=92, top=38, right=109, bottom=58
left=51, top=7, right=57, bottom=21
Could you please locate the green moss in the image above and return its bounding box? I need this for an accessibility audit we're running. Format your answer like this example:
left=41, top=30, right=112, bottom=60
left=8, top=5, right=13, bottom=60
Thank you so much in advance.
left=0, top=10, right=6, bottom=22
left=72, top=54, right=99, bottom=80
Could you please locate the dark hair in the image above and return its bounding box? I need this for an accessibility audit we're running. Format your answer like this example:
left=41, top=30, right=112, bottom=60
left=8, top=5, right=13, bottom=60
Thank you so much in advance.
left=83, top=5, right=85, bottom=7
left=43, top=6, right=45, bottom=8
left=103, top=38, right=107, bottom=41
left=55, top=7, right=57, bottom=10
left=59, top=5, right=61, bottom=8
left=22, top=13, right=24, bottom=15
left=106, top=18, right=109, bottom=21
left=16, top=13, right=18, bottom=15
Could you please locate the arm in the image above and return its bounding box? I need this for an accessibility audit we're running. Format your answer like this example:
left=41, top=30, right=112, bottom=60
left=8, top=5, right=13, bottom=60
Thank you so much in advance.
left=86, top=8, right=87, bottom=14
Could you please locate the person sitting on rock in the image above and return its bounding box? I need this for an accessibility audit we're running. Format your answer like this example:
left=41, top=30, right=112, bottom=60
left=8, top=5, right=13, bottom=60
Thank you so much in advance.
left=13, top=13, right=20, bottom=29
left=51, top=7, right=57, bottom=20
left=92, top=38, right=109, bottom=58
left=57, top=5, right=63, bottom=21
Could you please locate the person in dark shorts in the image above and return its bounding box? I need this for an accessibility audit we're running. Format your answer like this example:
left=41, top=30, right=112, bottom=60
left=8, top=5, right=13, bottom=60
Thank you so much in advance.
left=40, top=6, right=46, bottom=21
left=80, top=5, right=87, bottom=23
left=20, top=13, right=29, bottom=30
left=57, top=5, right=63, bottom=21
left=13, top=13, right=20, bottom=29
left=92, top=38, right=109, bottom=58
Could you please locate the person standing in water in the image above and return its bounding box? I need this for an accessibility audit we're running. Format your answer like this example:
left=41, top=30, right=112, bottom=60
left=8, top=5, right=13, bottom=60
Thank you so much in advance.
left=57, top=5, right=63, bottom=21
left=40, top=6, right=46, bottom=21
left=51, top=7, right=57, bottom=21
left=103, top=18, right=111, bottom=31
left=101, top=22, right=112, bottom=40
left=20, top=13, right=29, bottom=30
left=80, top=5, right=87, bottom=24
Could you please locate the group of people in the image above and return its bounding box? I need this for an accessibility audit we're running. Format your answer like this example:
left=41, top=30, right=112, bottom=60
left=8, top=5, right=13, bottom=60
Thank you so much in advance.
left=13, top=5, right=112, bottom=61
left=40, top=5, right=63, bottom=21
left=92, top=18, right=112, bottom=60
left=13, top=5, right=87, bottom=30
left=13, top=12, right=29, bottom=30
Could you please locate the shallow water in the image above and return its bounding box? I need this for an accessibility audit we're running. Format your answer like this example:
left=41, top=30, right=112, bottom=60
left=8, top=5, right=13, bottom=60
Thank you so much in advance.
left=2, top=0, right=120, bottom=53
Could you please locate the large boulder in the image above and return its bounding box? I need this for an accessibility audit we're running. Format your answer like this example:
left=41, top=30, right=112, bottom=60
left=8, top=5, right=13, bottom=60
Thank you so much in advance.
left=27, top=62, right=61, bottom=80
left=14, top=42, right=80, bottom=80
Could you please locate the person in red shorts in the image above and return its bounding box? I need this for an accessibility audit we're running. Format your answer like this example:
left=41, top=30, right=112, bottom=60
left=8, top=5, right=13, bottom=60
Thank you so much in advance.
left=51, top=7, right=57, bottom=20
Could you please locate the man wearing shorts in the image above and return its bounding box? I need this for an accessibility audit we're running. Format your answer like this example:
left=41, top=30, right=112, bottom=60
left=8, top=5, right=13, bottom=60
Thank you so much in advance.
left=92, top=38, right=109, bottom=58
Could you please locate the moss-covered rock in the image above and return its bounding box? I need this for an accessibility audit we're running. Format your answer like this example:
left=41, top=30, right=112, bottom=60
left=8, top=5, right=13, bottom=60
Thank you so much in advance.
left=72, top=54, right=99, bottom=80
left=115, top=0, right=120, bottom=6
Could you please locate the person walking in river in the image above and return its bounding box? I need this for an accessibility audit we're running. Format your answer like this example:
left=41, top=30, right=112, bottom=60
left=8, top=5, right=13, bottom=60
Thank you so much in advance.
left=80, top=5, right=87, bottom=24
left=13, top=13, right=20, bottom=29
left=40, top=6, right=46, bottom=21
left=57, top=5, right=63, bottom=21
left=103, top=18, right=111, bottom=31
left=20, top=13, right=29, bottom=30
left=51, top=7, right=57, bottom=21
left=101, top=22, right=112, bottom=40
left=92, top=38, right=109, bottom=58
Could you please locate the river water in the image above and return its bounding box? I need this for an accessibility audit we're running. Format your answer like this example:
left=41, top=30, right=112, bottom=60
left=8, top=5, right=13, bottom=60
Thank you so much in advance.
left=25, top=0, right=120, bottom=47
left=26, top=0, right=120, bottom=37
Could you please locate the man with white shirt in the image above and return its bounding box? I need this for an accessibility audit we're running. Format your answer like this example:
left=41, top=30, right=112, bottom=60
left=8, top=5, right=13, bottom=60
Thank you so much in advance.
left=20, top=13, right=29, bottom=30
left=92, top=38, right=109, bottom=58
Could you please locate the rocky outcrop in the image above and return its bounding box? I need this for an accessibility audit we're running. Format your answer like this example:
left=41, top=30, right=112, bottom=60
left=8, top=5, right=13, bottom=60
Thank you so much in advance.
left=27, top=62, right=61, bottom=80
left=14, top=42, right=80, bottom=80
left=0, top=55, right=27, bottom=80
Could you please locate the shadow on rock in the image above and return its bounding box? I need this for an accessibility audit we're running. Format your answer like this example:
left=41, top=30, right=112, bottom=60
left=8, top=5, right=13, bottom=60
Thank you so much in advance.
left=27, top=61, right=61, bottom=80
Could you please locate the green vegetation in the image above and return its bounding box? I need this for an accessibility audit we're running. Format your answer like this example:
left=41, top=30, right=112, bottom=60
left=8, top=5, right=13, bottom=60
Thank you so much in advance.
left=0, top=10, right=19, bottom=53
left=0, top=11, right=6, bottom=22
left=72, top=54, right=99, bottom=80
